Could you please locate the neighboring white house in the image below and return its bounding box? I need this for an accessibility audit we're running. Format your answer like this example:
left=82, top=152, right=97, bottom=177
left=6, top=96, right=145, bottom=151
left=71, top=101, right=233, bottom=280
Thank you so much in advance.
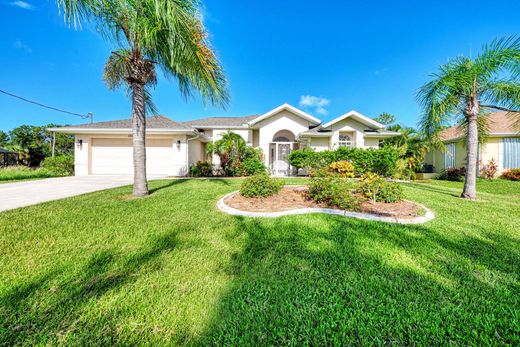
left=50, top=103, right=399, bottom=177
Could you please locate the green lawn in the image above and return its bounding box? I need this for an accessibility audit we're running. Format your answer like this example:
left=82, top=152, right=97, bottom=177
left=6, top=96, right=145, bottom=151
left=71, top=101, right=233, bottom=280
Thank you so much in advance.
left=0, top=166, right=60, bottom=183
left=0, top=179, right=519, bottom=345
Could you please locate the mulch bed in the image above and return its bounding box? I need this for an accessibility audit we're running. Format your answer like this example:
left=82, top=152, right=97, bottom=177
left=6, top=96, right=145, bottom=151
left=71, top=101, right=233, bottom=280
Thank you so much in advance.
left=224, top=186, right=422, bottom=219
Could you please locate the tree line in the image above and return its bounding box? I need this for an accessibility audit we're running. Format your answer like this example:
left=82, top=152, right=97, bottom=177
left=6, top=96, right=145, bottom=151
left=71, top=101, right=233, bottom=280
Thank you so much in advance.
left=0, top=125, right=74, bottom=166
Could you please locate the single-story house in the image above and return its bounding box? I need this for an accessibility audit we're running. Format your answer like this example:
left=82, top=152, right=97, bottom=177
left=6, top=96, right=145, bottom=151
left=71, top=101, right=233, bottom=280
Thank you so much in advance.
left=424, top=112, right=520, bottom=174
left=50, top=103, right=400, bottom=177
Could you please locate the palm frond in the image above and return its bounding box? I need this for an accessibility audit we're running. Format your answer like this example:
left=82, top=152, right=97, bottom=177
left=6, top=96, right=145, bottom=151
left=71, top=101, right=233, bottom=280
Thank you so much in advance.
left=103, top=48, right=131, bottom=90
left=475, top=35, right=520, bottom=81
left=416, top=56, right=470, bottom=136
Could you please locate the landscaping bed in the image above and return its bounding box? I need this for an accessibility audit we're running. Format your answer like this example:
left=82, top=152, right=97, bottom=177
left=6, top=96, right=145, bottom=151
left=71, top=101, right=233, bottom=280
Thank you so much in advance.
left=224, top=185, right=423, bottom=219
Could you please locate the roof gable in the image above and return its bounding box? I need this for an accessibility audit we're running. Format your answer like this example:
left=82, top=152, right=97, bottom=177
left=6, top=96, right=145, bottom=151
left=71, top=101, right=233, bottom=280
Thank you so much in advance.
left=248, top=103, right=321, bottom=126
left=321, top=110, right=384, bottom=129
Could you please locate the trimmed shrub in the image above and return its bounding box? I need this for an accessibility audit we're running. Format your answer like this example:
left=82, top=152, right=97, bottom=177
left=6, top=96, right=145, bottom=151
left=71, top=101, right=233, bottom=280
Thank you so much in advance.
left=328, top=160, right=355, bottom=178
left=500, top=168, right=520, bottom=181
left=289, top=147, right=399, bottom=177
left=437, top=167, right=466, bottom=181
left=41, top=155, right=74, bottom=176
left=378, top=181, right=405, bottom=203
left=240, top=173, right=283, bottom=198
left=357, top=172, right=403, bottom=203
left=308, top=176, right=360, bottom=210
left=288, top=146, right=315, bottom=169
left=190, top=161, right=213, bottom=177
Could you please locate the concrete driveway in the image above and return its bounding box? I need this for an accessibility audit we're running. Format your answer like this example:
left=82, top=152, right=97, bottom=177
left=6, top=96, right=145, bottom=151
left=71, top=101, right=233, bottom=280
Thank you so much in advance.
left=0, top=175, right=136, bottom=212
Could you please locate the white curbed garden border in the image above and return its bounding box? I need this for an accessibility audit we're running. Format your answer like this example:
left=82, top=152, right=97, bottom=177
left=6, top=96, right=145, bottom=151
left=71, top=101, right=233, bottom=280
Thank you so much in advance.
left=217, top=191, right=435, bottom=224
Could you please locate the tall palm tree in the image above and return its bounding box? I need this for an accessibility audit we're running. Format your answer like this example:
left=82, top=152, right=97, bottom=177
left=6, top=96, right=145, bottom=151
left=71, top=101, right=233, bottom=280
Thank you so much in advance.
left=417, top=36, right=520, bottom=199
left=57, top=0, right=229, bottom=196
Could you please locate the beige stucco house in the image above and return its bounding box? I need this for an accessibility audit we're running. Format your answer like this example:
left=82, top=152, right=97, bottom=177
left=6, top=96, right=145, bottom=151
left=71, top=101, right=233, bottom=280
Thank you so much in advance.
left=50, top=103, right=399, bottom=177
left=424, top=112, right=520, bottom=175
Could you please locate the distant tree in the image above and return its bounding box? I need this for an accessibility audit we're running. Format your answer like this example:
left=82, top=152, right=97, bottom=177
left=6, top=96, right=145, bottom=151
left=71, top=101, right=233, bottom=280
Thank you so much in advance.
left=7, top=125, right=73, bottom=166
left=417, top=36, right=520, bottom=199
left=0, top=131, right=8, bottom=147
left=374, top=112, right=396, bottom=126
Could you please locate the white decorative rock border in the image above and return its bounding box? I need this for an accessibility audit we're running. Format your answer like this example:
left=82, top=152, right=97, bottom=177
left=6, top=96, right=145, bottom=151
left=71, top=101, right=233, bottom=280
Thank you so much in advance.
left=217, top=191, right=435, bottom=224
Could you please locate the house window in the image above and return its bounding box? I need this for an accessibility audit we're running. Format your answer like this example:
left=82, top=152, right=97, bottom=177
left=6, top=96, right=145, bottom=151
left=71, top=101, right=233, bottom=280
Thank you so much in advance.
left=503, top=138, right=520, bottom=169
left=445, top=143, right=456, bottom=168
left=338, top=134, right=352, bottom=148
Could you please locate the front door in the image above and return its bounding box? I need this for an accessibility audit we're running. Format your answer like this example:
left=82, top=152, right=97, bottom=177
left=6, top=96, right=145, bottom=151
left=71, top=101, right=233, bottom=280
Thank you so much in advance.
left=269, top=142, right=292, bottom=176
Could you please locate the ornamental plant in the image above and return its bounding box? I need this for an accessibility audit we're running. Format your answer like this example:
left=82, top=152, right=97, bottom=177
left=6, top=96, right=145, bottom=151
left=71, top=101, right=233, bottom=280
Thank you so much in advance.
left=307, top=175, right=360, bottom=210
left=240, top=173, right=283, bottom=198
left=500, top=168, right=520, bottom=181
left=480, top=159, right=498, bottom=179
left=190, top=161, right=213, bottom=177
left=328, top=161, right=355, bottom=178
left=356, top=172, right=404, bottom=204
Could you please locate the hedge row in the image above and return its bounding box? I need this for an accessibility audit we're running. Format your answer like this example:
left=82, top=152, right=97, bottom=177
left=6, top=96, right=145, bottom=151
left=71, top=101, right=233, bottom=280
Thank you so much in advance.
left=288, top=146, right=399, bottom=177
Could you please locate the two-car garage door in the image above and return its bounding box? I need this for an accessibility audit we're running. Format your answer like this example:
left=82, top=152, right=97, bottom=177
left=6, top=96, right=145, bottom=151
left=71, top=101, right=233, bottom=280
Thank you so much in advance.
left=91, top=138, right=175, bottom=176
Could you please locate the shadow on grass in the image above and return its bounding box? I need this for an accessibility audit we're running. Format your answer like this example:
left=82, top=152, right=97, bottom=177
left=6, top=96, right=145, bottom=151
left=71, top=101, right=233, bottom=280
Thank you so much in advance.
left=403, top=181, right=461, bottom=197
left=148, top=178, right=189, bottom=194
left=195, top=215, right=519, bottom=345
left=0, top=232, right=178, bottom=345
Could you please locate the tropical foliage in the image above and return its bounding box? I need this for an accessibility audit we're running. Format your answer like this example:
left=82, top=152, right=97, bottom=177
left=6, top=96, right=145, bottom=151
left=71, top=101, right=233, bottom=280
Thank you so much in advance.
left=239, top=173, right=283, bottom=198
left=500, top=168, right=520, bottom=181
left=357, top=172, right=404, bottom=203
left=41, top=155, right=75, bottom=176
left=288, top=146, right=399, bottom=177
left=417, top=36, right=520, bottom=198
left=57, top=0, right=229, bottom=196
left=206, top=131, right=265, bottom=176
left=0, top=124, right=74, bottom=167
left=380, top=124, right=431, bottom=179
left=190, top=160, right=213, bottom=177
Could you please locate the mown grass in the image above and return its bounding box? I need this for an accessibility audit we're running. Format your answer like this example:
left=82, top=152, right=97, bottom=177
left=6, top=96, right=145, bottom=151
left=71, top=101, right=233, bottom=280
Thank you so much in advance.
left=0, top=166, right=58, bottom=182
left=0, top=178, right=518, bottom=345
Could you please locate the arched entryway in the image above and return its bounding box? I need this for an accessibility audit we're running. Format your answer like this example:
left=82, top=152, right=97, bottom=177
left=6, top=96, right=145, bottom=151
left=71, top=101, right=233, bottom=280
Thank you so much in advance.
left=269, top=130, right=299, bottom=176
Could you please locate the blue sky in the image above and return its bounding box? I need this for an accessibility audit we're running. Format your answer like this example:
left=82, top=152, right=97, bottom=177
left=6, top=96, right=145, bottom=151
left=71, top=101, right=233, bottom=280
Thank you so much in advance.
left=1, top=0, right=520, bottom=131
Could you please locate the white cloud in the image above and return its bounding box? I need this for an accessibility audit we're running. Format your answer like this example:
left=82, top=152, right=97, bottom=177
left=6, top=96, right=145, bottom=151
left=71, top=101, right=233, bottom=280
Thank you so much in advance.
left=299, top=95, right=330, bottom=115
left=9, top=1, right=33, bottom=9
left=14, top=39, right=32, bottom=53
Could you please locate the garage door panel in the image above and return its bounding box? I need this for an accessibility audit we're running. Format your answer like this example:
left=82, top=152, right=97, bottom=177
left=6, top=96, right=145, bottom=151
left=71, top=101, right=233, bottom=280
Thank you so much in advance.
left=91, top=138, right=175, bottom=175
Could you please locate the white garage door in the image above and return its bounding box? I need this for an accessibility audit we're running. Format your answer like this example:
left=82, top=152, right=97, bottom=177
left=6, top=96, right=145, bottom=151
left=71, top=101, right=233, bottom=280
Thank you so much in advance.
left=91, top=138, right=175, bottom=175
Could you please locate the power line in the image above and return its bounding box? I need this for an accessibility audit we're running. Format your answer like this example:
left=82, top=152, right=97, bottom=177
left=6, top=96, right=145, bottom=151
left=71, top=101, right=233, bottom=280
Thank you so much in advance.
left=0, top=88, right=93, bottom=122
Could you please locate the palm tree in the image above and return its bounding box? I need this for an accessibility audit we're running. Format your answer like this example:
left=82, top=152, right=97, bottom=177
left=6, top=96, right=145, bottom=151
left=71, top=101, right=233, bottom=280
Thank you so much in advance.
left=206, top=131, right=246, bottom=175
left=57, top=0, right=229, bottom=196
left=417, top=36, right=520, bottom=199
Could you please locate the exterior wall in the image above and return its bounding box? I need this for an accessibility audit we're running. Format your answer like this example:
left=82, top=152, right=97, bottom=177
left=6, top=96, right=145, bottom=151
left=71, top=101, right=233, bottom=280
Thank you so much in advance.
left=329, top=118, right=371, bottom=149
left=425, top=137, right=519, bottom=174
left=363, top=138, right=381, bottom=149
left=188, top=138, right=206, bottom=166
left=309, top=137, right=330, bottom=152
left=256, top=109, right=313, bottom=167
left=74, top=135, right=90, bottom=176
left=77, top=134, right=189, bottom=177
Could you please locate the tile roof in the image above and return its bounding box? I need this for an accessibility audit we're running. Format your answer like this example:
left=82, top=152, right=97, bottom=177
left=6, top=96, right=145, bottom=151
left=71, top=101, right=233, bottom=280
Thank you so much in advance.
left=57, top=115, right=193, bottom=130
left=181, top=115, right=259, bottom=127
left=439, top=112, right=520, bottom=141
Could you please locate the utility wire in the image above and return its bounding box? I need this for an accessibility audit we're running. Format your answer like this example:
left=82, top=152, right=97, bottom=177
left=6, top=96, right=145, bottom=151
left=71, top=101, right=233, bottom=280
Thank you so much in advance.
left=0, top=88, right=93, bottom=121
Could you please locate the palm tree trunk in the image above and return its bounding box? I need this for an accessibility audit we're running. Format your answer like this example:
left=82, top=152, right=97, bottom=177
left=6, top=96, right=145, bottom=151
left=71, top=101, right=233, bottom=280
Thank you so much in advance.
left=131, top=81, right=149, bottom=196
left=461, top=112, right=478, bottom=199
